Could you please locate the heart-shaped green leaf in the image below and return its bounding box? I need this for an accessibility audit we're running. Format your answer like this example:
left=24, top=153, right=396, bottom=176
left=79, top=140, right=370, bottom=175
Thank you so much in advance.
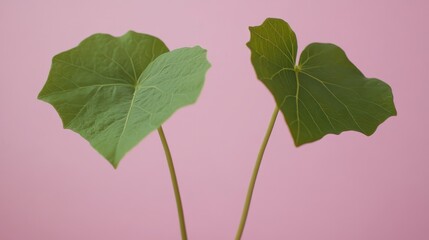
left=38, top=31, right=211, bottom=167
left=247, top=18, right=396, bottom=146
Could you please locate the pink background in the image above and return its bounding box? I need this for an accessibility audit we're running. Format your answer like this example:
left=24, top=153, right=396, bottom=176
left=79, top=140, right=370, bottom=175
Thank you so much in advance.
left=1, top=0, right=428, bottom=239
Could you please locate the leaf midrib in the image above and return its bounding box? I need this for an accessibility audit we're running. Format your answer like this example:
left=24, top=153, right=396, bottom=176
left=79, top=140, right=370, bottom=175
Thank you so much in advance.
left=115, top=84, right=138, bottom=158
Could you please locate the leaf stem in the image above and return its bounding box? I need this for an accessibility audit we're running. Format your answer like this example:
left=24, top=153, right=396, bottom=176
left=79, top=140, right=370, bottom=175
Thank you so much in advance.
left=235, top=106, right=279, bottom=240
left=157, top=126, right=188, bottom=240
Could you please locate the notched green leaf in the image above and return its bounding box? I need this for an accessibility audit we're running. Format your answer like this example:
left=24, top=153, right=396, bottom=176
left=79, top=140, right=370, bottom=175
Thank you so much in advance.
left=247, top=18, right=396, bottom=146
left=38, top=31, right=211, bottom=168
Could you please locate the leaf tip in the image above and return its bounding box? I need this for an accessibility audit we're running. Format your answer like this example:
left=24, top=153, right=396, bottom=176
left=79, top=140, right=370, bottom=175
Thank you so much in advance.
left=36, top=92, right=43, bottom=100
left=293, top=138, right=308, bottom=148
left=192, top=45, right=207, bottom=53
left=37, top=88, right=50, bottom=102
left=109, top=159, right=120, bottom=169
left=191, top=45, right=211, bottom=68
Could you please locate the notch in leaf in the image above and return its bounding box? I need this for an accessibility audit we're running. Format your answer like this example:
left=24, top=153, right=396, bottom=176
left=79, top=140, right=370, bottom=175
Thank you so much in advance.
left=235, top=18, right=396, bottom=239
left=38, top=31, right=211, bottom=239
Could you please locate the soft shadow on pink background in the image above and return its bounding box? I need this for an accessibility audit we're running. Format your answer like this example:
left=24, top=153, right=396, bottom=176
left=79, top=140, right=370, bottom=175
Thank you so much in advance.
left=1, top=0, right=428, bottom=239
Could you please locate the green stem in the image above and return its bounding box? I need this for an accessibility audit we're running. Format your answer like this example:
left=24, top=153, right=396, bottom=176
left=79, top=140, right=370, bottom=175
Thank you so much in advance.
left=158, top=126, right=188, bottom=240
left=235, top=106, right=279, bottom=240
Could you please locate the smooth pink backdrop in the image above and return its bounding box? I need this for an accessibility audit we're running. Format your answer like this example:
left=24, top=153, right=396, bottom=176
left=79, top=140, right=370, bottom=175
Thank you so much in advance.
left=1, top=0, right=428, bottom=239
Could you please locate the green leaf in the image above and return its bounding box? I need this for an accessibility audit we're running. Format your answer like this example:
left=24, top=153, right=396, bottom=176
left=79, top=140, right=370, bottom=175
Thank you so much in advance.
left=38, top=31, right=211, bottom=167
left=247, top=18, right=396, bottom=146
